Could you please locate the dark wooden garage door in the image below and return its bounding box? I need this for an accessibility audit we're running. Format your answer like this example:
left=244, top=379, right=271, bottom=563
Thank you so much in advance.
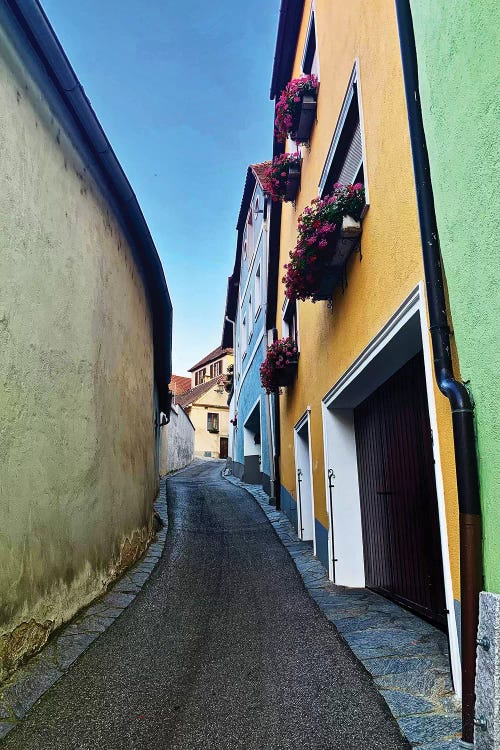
left=354, top=353, right=447, bottom=628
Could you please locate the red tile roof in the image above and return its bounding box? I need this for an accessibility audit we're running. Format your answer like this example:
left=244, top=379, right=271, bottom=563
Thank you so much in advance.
left=169, top=375, right=191, bottom=396
left=175, top=377, right=225, bottom=408
left=188, top=346, right=233, bottom=373
left=251, top=161, right=272, bottom=187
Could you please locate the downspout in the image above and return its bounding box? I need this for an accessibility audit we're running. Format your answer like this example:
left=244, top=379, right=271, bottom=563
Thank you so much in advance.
left=394, top=2, right=483, bottom=744
left=262, top=197, right=277, bottom=503
left=272, top=328, right=282, bottom=511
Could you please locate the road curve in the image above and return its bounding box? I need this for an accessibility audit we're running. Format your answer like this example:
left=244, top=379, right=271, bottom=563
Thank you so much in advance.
left=3, top=460, right=409, bottom=750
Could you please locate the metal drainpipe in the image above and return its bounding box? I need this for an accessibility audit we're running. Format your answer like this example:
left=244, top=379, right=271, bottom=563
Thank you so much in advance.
left=272, top=328, right=282, bottom=511
left=394, top=1, right=483, bottom=743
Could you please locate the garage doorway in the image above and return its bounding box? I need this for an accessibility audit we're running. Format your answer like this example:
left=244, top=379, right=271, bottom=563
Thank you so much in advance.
left=321, top=285, right=461, bottom=692
left=354, top=353, right=447, bottom=627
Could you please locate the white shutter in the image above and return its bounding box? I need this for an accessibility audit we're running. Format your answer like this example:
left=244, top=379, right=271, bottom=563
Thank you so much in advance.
left=338, top=122, right=363, bottom=185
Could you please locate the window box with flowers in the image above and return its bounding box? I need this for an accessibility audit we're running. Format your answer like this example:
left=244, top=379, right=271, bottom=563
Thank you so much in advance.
left=263, top=153, right=302, bottom=203
left=275, top=75, right=319, bottom=145
left=283, top=183, right=365, bottom=303
left=260, top=337, right=299, bottom=395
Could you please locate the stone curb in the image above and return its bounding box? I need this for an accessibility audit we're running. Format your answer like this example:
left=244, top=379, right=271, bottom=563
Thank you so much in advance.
left=223, top=472, right=463, bottom=750
left=0, top=477, right=170, bottom=743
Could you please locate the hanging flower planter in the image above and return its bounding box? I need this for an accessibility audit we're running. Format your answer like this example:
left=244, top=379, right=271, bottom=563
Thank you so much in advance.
left=260, top=337, right=299, bottom=395
left=283, top=183, right=365, bottom=302
left=263, top=154, right=302, bottom=203
left=275, top=75, right=319, bottom=144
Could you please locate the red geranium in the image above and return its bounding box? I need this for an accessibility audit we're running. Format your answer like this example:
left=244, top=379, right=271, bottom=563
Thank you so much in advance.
left=262, top=153, right=301, bottom=202
left=283, top=183, right=365, bottom=301
left=260, top=337, right=298, bottom=394
left=274, top=75, right=318, bottom=143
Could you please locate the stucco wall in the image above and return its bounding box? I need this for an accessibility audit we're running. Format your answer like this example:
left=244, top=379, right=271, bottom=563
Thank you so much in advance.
left=160, top=405, right=194, bottom=474
left=234, top=336, right=271, bottom=480
left=0, top=26, right=158, bottom=677
left=275, top=0, right=460, bottom=599
left=410, top=0, right=500, bottom=593
left=187, top=386, right=229, bottom=458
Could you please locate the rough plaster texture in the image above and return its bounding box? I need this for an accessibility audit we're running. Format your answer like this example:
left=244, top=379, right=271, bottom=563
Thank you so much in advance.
left=0, top=27, right=158, bottom=677
left=276, top=0, right=460, bottom=600
left=475, top=592, right=500, bottom=749
left=184, top=384, right=229, bottom=458
left=410, top=0, right=500, bottom=592
left=160, top=405, right=194, bottom=474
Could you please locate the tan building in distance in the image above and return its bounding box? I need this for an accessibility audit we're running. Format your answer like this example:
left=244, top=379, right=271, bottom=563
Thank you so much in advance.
left=176, top=347, right=233, bottom=458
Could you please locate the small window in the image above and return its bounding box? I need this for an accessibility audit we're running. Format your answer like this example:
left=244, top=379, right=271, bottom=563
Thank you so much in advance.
left=243, top=239, right=247, bottom=260
left=255, top=265, right=262, bottom=315
left=302, top=11, right=318, bottom=77
left=242, top=316, right=247, bottom=357
left=319, top=64, right=366, bottom=199
left=283, top=298, right=299, bottom=349
left=248, top=296, right=253, bottom=339
left=207, top=413, right=219, bottom=433
left=195, top=368, right=207, bottom=386
left=210, top=360, right=222, bottom=378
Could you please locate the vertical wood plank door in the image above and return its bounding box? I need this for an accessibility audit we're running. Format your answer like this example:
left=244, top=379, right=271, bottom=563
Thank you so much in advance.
left=219, top=437, right=228, bottom=460
left=354, top=353, right=447, bottom=628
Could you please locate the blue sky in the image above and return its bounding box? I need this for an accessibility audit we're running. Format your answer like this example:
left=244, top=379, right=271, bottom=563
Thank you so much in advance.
left=42, top=0, right=279, bottom=375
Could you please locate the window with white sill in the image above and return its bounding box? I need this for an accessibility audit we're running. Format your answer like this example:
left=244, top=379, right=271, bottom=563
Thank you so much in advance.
left=255, top=264, right=262, bottom=316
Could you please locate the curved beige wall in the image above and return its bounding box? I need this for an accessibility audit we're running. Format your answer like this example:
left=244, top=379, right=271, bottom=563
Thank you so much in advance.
left=0, top=28, right=158, bottom=676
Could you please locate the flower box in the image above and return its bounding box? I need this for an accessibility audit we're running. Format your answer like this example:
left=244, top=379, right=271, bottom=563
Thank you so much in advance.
left=260, top=338, right=299, bottom=394
left=263, top=154, right=301, bottom=202
left=275, top=75, right=318, bottom=144
left=283, top=184, right=365, bottom=302
left=274, top=358, right=299, bottom=387
left=291, top=94, right=317, bottom=143
left=312, top=216, right=362, bottom=301
left=284, top=164, right=301, bottom=202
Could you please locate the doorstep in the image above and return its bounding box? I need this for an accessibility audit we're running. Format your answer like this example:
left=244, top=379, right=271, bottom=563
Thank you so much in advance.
left=224, top=473, right=463, bottom=750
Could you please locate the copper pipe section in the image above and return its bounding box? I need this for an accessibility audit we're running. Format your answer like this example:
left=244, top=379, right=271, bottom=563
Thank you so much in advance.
left=460, top=513, right=483, bottom=741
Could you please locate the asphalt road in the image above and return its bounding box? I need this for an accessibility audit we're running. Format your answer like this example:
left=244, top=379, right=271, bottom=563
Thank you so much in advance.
left=4, top=460, right=410, bottom=749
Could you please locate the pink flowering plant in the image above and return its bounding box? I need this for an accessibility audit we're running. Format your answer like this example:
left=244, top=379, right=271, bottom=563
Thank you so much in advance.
left=262, top=153, right=301, bottom=201
left=283, top=183, right=365, bottom=301
left=275, top=75, right=319, bottom=143
left=260, top=337, right=299, bottom=394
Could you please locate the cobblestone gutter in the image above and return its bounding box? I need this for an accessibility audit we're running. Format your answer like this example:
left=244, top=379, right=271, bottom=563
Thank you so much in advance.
left=224, top=473, right=463, bottom=750
left=0, top=478, right=169, bottom=743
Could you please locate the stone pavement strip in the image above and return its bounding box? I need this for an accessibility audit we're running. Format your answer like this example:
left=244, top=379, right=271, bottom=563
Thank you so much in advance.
left=0, top=476, right=170, bottom=743
left=223, top=472, right=463, bottom=750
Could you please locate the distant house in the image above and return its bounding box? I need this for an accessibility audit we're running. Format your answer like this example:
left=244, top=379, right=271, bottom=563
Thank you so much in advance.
left=0, top=1, right=172, bottom=679
left=176, top=347, right=233, bottom=458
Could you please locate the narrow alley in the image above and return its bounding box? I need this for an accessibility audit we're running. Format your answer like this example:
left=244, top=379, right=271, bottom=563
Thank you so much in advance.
left=3, top=461, right=409, bottom=750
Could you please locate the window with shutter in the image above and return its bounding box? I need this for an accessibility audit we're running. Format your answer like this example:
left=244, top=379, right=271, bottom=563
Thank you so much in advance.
left=319, top=63, right=368, bottom=201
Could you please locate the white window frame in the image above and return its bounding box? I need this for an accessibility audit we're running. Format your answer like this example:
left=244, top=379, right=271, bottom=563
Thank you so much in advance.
left=248, top=295, right=253, bottom=341
left=301, top=4, right=319, bottom=80
left=282, top=297, right=300, bottom=351
left=318, top=59, right=370, bottom=206
left=254, top=264, right=262, bottom=318
left=242, top=316, right=247, bottom=359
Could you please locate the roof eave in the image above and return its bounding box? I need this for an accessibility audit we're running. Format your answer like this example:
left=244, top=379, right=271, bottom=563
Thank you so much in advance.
left=5, top=0, right=173, bottom=410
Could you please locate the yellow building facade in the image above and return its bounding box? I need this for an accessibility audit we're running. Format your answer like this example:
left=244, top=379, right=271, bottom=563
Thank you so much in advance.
left=270, top=0, right=462, bottom=691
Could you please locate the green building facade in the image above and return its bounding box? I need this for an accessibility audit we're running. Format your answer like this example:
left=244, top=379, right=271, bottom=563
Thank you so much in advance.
left=410, top=3, right=499, bottom=745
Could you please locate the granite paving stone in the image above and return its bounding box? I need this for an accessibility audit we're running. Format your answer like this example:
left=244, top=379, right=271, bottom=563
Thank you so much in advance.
left=380, top=690, right=435, bottom=717
left=397, top=714, right=461, bottom=744
left=0, top=726, right=16, bottom=741
left=2, top=660, right=63, bottom=719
